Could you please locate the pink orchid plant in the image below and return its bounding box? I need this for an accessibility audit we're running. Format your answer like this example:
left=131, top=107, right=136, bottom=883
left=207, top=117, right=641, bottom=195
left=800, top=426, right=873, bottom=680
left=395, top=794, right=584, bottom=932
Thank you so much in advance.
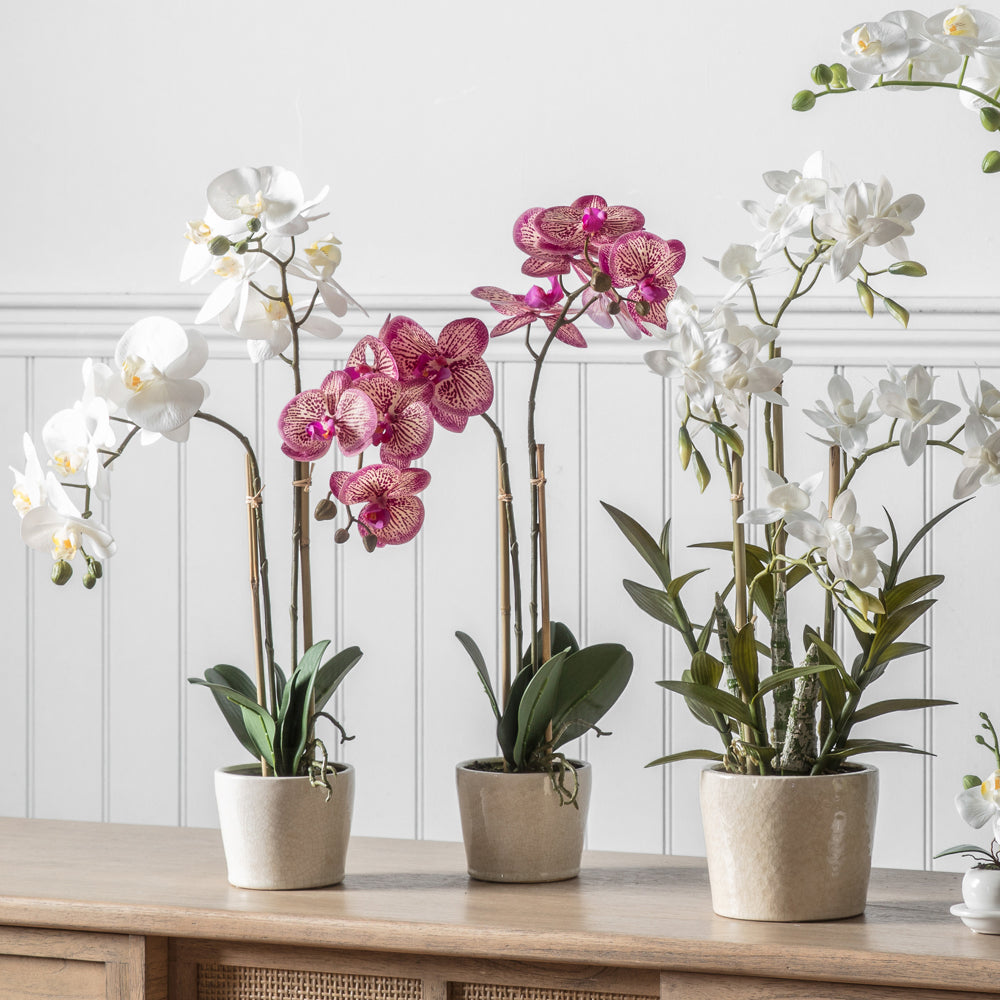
left=457, top=196, right=685, bottom=799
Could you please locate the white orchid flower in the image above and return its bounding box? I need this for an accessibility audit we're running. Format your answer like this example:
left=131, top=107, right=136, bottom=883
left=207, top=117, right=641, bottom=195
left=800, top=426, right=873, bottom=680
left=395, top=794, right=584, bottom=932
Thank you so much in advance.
left=114, top=317, right=209, bottom=442
left=805, top=374, right=882, bottom=458
left=704, top=243, right=786, bottom=302
left=877, top=365, right=961, bottom=465
left=206, top=166, right=329, bottom=238
left=41, top=397, right=116, bottom=500
left=20, top=475, right=116, bottom=564
left=841, top=19, right=911, bottom=89
left=924, top=6, right=1000, bottom=59
left=710, top=315, right=791, bottom=425
left=959, top=372, right=1000, bottom=439
left=10, top=433, right=47, bottom=517
left=868, top=177, right=925, bottom=261
left=739, top=469, right=824, bottom=526
left=193, top=249, right=266, bottom=329
left=218, top=284, right=294, bottom=363
left=956, top=770, right=1000, bottom=843
left=880, top=9, right=964, bottom=83
left=179, top=206, right=246, bottom=284
left=786, top=490, right=888, bottom=589
left=954, top=419, right=1000, bottom=498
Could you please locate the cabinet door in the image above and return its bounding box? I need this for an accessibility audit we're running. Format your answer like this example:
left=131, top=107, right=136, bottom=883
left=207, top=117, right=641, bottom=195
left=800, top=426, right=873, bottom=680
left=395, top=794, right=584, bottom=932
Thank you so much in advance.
left=0, top=927, right=166, bottom=1000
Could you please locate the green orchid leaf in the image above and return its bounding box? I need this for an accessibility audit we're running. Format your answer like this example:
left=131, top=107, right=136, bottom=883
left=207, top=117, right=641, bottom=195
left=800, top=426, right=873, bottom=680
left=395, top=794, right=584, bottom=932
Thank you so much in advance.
left=514, top=649, right=570, bottom=767
left=658, top=520, right=672, bottom=566
left=601, top=502, right=671, bottom=589
left=750, top=662, right=837, bottom=706
left=883, top=575, right=944, bottom=616
left=850, top=698, right=955, bottom=724
left=521, top=622, right=580, bottom=669
left=497, top=666, right=533, bottom=767
left=314, top=646, right=362, bottom=713
left=623, top=579, right=682, bottom=630
left=828, top=738, right=933, bottom=760
left=273, top=662, right=287, bottom=703
left=238, top=704, right=276, bottom=769
left=656, top=679, right=756, bottom=728
left=728, top=621, right=759, bottom=699
left=190, top=670, right=261, bottom=761
left=276, top=639, right=330, bottom=776
left=646, top=749, right=725, bottom=768
left=679, top=669, right=728, bottom=729
left=690, top=650, right=725, bottom=689
left=868, top=599, right=936, bottom=665
left=666, top=567, right=709, bottom=601
left=802, top=629, right=845, bottom=672
left=456, top=631, right=500, bottom=722
left=874, top=641, right=930, bottom=666
left=549, top=643, right=633, bottom=748
left=933, top=843, right=993, bottom=859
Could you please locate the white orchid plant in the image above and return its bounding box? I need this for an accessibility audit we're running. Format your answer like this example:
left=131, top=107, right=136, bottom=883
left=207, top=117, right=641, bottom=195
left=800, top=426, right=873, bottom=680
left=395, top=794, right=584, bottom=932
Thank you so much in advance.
left=604, top=149, right=1000, bottom=776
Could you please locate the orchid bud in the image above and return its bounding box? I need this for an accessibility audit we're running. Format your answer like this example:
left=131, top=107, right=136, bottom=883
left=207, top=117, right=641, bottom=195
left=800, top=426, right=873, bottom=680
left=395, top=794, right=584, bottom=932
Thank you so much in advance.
left=334, top=528, right=351, bottom=544
left=984, top=150, right=1000, bottom=173
left=87, top=557, right=103, bottom=579
left=246, top=217, right=262, bottom=233
left=856, top=280, right=875, bottom=318
left=634, top=299, right=650, bottom=318
left=82, top=572, right=97, bottom=590
left=607, top=300, right=621, bottom=315
left=888, top=261, right=927, bottom=278
left=830, top=63, right=848, bottom=88
left=982, top=108, right=1000, bottom=132
left=208, top=236, right=232, bottom=256
left=314, top=498, right=338, bottom=521
left=883, top=297, right=909, bottom=328
left=362, top=533, right=379, bottom=553
left=678, top=424, right=694, bottom=470
left=964, top=774, right=984, bottom=790
left=233, top=240, right=249, bottom=255
left=844, top=581, right=884, bottom=617
left=694, top=452, right=711, bottom=493
left=591, top=271, right=613, bottom=293
left=710, top=422, right=744, bottom=457
left=792, top=90, right=817, bottom=112
left=51, top=560, right=72, bottom=586
left=811, top=64, right=833, bottom=86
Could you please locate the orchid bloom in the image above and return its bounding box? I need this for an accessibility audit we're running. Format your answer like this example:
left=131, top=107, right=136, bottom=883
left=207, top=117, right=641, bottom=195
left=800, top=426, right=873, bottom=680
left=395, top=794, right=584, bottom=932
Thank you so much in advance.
left=959, top=373, right=1000, bottom=438
left=924, top=5, right=1000, bottom=58
left=511, top=207, right=575, bottom=277
left=877, top=365, right=961, bottom=466
left=785, top=490, right=888, bottom=589
left=471, top=279, right=587, bottom=348
left=805, top=374, right=882, bottom=459
left=956, top=769, right=1000, bottom=844
left=114, top=317, right=209, bottom=442
left=41, top=398, right=116, bottom=500
left=705, top=243, right=786, bottom=302
left=329, top=464, right=430, bottom=546
left=602, top=231, right=685, bottom=337
left=840, top=19, right=911, bottom=89
left=739, top=469, right=824, bottom=526
left=20, top=475, right=116, bottom=565
left=278, top=370, right=377, bottom=462
left=380, top=316, right=495, bottom=431
left=206, top=165, right=329, bottom=237
left=879, top=9, right=963, bottom=83
left=954, top=420, right=1000, bottom=499
left=10, top=433, right=47, bottom=517
left=533, top=195, right=645, bottom=253
left=344, top=335, right=399, bottom=382
left=710, top=311, right=790, bottom=424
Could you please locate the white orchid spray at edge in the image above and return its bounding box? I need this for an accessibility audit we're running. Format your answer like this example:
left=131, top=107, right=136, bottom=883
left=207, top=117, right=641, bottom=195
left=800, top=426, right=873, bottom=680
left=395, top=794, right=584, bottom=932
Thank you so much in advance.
left=604, top=151, right=998, bottom=777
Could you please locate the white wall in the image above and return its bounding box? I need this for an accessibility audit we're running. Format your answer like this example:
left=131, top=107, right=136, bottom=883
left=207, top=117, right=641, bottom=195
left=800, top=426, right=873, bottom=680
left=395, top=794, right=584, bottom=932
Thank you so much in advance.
left=4, top=1, right=1000, bottom=870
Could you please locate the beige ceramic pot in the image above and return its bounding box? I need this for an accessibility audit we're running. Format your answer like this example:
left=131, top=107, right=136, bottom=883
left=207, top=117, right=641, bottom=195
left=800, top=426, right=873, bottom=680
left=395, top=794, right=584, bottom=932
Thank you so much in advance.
left=214, top=762, right=355, bottom=890
left=700, top=763, right=878, bottom=921
left=456, top=758, right=591, bottom=883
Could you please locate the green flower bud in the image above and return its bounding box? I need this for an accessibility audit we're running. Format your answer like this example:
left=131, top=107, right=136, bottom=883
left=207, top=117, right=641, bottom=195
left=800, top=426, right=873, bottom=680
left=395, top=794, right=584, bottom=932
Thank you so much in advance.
left=982, top=107, right=1000, bottom=132
left=634, top=299, right=650, bottom=318
left=856, top=280, right=875, bottom=318
left=314, top=498, right=338, bottom=521
left=87, top=557, right=103, bottom=579
left=51, top=560, right=73, bottom=586
left=208, top=235, right=232, bottom=256
left=82, top=572, right=97, bottom=590
left=678, top=424, right=694, bottom=470
left=830, top=63, right=848, bottom=88
left=883, top=297, right=909, bottom=328
left=362, top=533, right=379, bottom=553
left=233, top=240, right=249, bottom=255
left=590, top=270, right=613, bottom=293
left=709, top=421, right=744, bottom=457
left=694, top=452, right=711, bottom=494
left=792, top=90, right=817, bottom=112
left=811, top=63, right=833, bottom=86
left=976, top=733, right=988, bottom=745
left=844, top=581, right=884, bottom=617
left=888, top=261, right=927, bottom=277
left=334, top=528, right=351, bottom=544
left=963, top=774, right=983, bottom=790
left=246, top=216, right=262, bottom=233
left=983, top=150, right=1000, bottom=173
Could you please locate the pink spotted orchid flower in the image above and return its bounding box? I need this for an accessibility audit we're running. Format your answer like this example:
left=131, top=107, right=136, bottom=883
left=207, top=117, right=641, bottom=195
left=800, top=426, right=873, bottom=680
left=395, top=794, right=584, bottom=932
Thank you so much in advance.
left=601, top=231, right=686, bottom=337
left=534, top=195, right=645, bottom=253
left=278, top=370, right=377, bottom=462
left=329, top=464, right=430, bottom=547
left=356, top=375, right=435, bottom=468
left=380, top=316, right=494, bottom=432
left=471, top=278, right=587, bottom=348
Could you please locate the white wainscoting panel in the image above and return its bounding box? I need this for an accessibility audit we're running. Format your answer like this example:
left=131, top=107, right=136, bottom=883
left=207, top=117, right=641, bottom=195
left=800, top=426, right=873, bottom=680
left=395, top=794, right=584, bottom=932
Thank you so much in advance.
left=2, top=293, right=1000, bottom=871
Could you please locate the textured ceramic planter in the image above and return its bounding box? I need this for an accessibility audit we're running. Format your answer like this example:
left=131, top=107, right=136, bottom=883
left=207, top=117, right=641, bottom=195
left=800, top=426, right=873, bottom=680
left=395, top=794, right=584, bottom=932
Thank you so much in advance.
left=214, top=762, right=355, bottom=890
left=700, top=764, right=879, bottom=921
left=456, top=758, right=591, bottom=883
left=963, top=867, right=1000, bottom=910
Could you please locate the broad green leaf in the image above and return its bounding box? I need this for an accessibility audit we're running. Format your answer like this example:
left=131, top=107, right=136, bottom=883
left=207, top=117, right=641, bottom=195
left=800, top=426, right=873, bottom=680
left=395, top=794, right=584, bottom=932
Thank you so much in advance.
left=802, top=629, right=845, bottom=672
left=273, top=662, right=287, bottom=703
left=750, top=663, right=837, bottom=706
left=497, top=666, right=533, bottom=766
left=816, top=663, right=847, bottom=721
left=680, top=669, right=729, bottom=729
left=623, top=579, right=681, bottom=630
left=933, top=843, right=994, bottom=859
left=656, top=679, right=756, bottom=728
left=191, top=669, right=261, bottom=760
left=238, top=703, right=276, bottom=769
left=601, top=502, right=671, bottom=589
left=667, top=567, right=709, bottom=601
left=521, top=622, right=580, bottom=669
left=867, top=599, right=936, bottom=666
left=874, top=641, right=929, bottom=666
left=850, top=698, right=955, bottom=724
left=729, top=622, right=759, bottom=699
left=883, top=575, right=944, bottom=616
left=276, top=639, right=330, bottom=776
left=314, top=646, right=362, bottom=713
left=456, top=631, right=500, bottom=722
left=690, top=651, right=724, bottom=689
left=646, top=749, right=725, bottom=768
left=550, top=643, right=633, bottom=748
left=514, top=649, right=570, bottom=767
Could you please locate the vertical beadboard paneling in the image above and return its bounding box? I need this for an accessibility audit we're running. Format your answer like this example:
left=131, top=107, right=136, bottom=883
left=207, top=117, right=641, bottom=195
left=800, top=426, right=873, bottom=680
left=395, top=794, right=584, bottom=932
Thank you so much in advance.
left=1, top=358, right=29, bottom=817
left=30, top=358, right=105, bottom=820
left=584, top=362, right=667, bottom=854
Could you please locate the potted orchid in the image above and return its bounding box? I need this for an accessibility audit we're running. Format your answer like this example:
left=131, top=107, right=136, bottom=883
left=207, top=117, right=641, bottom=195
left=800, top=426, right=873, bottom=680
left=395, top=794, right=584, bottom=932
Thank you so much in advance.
left=450, top=197, right=684, bottom=882
left=600, top=148, right=1000, bottom=920
left=9, top=165, right=476, bottom=890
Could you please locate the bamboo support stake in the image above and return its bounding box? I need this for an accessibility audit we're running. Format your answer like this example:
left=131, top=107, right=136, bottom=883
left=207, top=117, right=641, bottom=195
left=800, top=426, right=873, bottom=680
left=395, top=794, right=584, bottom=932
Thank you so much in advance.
left=536, top=444, right=552, bottom=664
left=298, top=462, right=314, bottom=653
left=498, top=453, right=512, bottom=710
left=245, top=455, right=269, bottom=777
left=730, top=454, right=749, bottom=630
left=828, top=444, right=841, bottom=509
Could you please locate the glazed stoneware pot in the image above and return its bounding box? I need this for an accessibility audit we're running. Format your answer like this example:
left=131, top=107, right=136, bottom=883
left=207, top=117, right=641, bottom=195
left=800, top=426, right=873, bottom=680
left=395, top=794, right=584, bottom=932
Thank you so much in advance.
left=700, top=763, right=879, bottom=921
left=962, top=867, right=1000, bottom=911
left=456, top=758, right=591, bottom=883
left=214, top=762, right=355, bottom=890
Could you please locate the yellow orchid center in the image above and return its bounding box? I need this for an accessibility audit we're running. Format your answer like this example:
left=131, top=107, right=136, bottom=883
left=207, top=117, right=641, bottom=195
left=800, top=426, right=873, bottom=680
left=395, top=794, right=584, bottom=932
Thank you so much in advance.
left=121, top=355, right=160, bottom=394
left=51, top=451, right=81, bottom=476
left=851, top=25, right=882, bottom=55
left=945, top=6, right=978, bottom=36
left=184, top=220, right=212, bottom=245
left=11, top=486, right=32, bottom=514
left=263, top=298, right=289, bottom=321
left=50, top=527, right=79, bottom=561
left=237, top=190, right=265, bottom=218
left=213, top=256, right=242, bottom=279
left=304, top=239, right=343, bottom=276
left=982, top=772, right=1000, bottom=801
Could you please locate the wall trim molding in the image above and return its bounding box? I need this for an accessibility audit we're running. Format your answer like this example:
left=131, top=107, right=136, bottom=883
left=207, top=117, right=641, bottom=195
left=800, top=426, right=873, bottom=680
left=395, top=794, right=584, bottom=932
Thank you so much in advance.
left=1, top=292, right=998, bottom=366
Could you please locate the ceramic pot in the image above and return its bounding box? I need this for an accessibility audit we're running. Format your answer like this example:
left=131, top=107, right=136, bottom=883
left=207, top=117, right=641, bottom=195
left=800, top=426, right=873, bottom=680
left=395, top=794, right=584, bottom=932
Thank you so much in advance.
left=962, top=867, right=1000, bottom=910
left=214, top=762, right=355, bottom=890
left=699, top=763, right=879, bottom=921
left=456, top=758, right=591, bottom=883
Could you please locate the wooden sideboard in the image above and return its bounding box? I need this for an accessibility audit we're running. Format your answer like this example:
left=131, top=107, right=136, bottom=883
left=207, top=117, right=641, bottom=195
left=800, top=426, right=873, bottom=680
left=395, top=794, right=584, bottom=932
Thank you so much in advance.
left=0, top=817, right=997, bottom=1000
